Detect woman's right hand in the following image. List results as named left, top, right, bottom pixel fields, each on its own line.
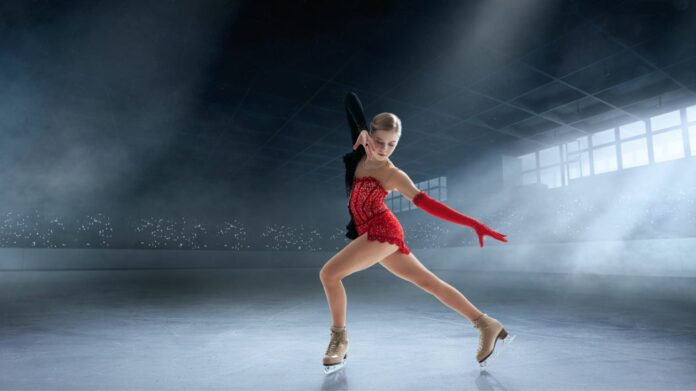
left=352, top=129, right=375, bottom=161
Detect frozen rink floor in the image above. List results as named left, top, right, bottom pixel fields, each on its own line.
left=1, top=267, right=695, bottom=390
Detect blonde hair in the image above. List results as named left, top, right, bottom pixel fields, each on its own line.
left=370, top=112, right=401, bottom=135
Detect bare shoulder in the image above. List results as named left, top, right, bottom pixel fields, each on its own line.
left=384, top=165, right=421, bottom=202
left=383, top=165, right=400, bottom=189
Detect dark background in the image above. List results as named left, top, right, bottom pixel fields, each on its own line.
left=1, top=0, right=694, bottom=250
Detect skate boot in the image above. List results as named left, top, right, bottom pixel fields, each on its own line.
left=323, top=326, right=349, bottom=374
left=473, top=313, right=515, bottom=368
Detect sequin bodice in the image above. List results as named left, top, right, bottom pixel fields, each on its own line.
left=347, top=175, right=411, bottom=254
left=349, top=176, right=389, bottom=225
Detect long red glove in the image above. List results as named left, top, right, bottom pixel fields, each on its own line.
left=412, top=191, right=508, bottom=248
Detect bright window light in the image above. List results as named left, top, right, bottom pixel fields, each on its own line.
left=516, top=105, right=696, bottom=190
left=651, top=110, right=681, bottom=131
left=519, top=153, right=536, bottom=171
left=621, top=138, right=649, bottom=169
left=688, top=105, right=696, bottom=123
left=580, top=151, right=590, bottom=176
left=539, top=146, right=560, bottom=166
left=619, top=121, right=646, bottom=139
left=567, top=160, right=581, bottom=179
left=522, top=171, right=537, bottom=185
left=578, top=135, right=588, bottom=149
left=567, top=151, right=591, bottom=179
left=566, top=140, right=579, bottom=153
left=653, top=129, right=684, bottom=162
left=593, top=145, right=618, bottom=174
left=539, top=166, right=562, bottom=188
left=592, top=128, right=615, bottom=146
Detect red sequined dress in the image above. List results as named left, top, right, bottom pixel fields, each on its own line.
left=349, top=176, right=411, bottom=254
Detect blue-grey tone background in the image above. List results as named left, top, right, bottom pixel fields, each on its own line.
left=1, top=1, right=696, bottom=390
left=2, top=0, right=694, bottom=253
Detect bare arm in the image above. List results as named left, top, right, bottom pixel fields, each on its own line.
left=389, top=169, right=422, bottom=202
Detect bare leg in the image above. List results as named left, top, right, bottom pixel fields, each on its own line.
left=319, top=232, right=400, bottom=327
left=379, top=251, right=483, bottom=322
left=320, top=279, right=348, bottom=328
left=431, top=279, right=484, bottom=322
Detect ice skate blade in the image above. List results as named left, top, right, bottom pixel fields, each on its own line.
left=323, top=353, right=348, bottom=375
left=478, top=334, right=516, bottom=370
left=323, top=361, right=346, bottom=375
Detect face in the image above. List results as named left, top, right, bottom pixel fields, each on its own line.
left=369, top=129, right=399, bottom=160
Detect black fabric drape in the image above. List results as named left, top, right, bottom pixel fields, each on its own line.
left=342, top=91, right=368, bottom=240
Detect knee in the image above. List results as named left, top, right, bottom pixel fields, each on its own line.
left=319, top=266, right=340, bottom=284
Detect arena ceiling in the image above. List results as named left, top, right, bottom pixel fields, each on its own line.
left=2, top=0, right=694, bottom=188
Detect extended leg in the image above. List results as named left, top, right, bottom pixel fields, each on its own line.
left=379, top=251, right=483, bottom=321
left=379, top=251, right=515, bottom=367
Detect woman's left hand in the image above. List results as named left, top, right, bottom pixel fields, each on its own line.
left=474, top=224, right=508, bottom=248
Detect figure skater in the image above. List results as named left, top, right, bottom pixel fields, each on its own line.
left=319, top=92, right=511, bottom=374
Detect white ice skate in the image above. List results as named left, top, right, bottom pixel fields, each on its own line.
left=323, top=353, right=348, bottom=375
left=478, top=332, right=516, bottom=369
left=323, top=326, right=349, bottom=375
left=474, top=313, right=516, bottom=369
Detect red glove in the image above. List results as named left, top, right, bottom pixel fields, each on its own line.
left=412, top=191, right=508, bottom=248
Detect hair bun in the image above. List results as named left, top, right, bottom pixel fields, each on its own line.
left=371, top=112, right=401, bottom=133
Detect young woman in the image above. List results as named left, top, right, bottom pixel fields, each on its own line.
left=319, top=92, right=511, bottom=374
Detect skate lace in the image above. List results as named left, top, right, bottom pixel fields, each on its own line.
left=474, top=315, right=485, bottom=353
left=326, top=332, right=341, bottom=354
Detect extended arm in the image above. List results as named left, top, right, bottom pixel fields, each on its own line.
left=390, top=169, right=508, bottom=248
left=413, top=191, right=482, bottom=228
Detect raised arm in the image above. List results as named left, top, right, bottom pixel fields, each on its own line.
left=345, top=91, right=368, bottom=146
left=390, top=169, right=508, bottom=248
left=345, top=91, right=377, bottom=160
